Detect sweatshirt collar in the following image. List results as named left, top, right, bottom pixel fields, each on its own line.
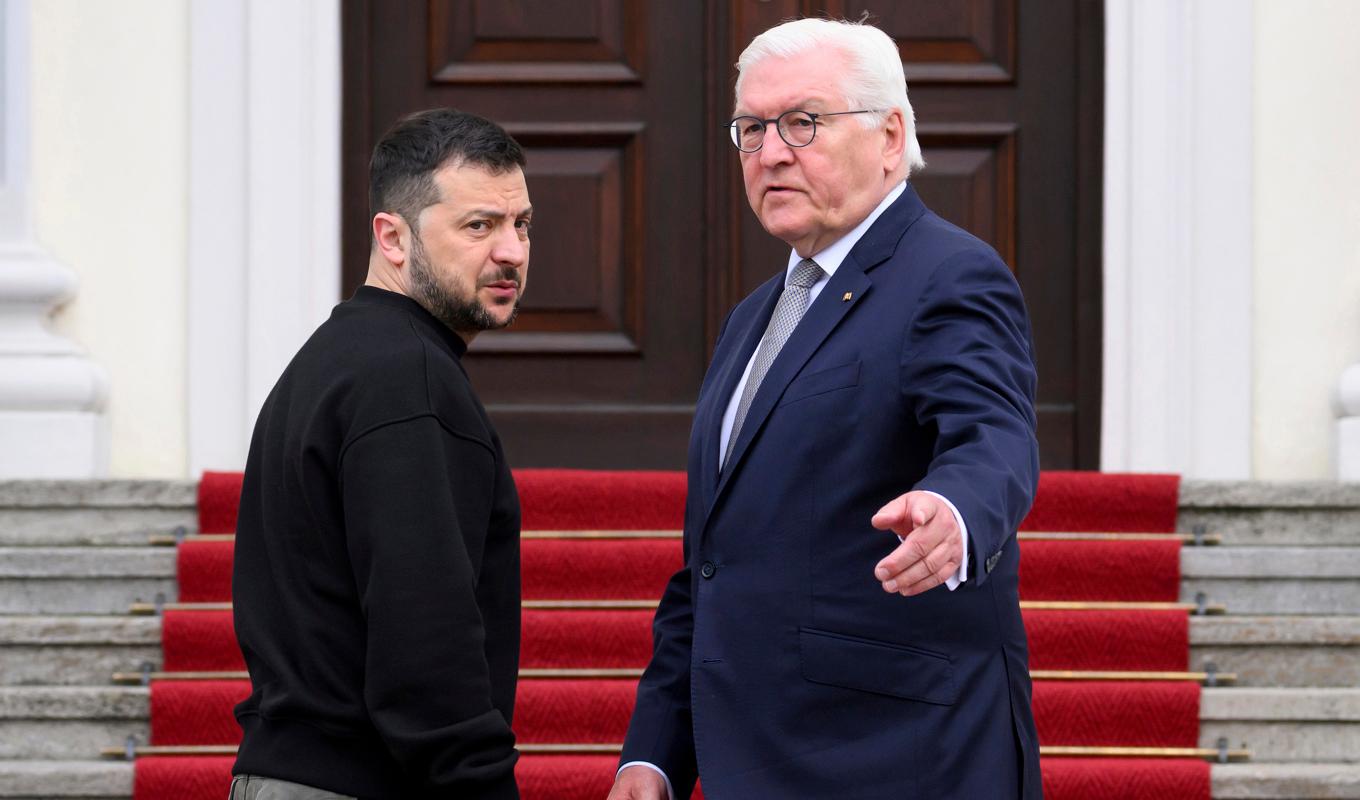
left=349, top=285, right=469, bottom=358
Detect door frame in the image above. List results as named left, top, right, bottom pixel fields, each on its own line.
left=1100, top=0, right=1253, bottom=478
left=185, top=1, right=1255, bottom=477
left=185, top=0, right=342, bottom=474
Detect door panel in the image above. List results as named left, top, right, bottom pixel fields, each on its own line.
left=343, top=0, right=1103, bottom=469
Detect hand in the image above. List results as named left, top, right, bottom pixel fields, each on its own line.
left=606, top=765, right=669, bottom=800
left=871, top=491, right=963, bottom=596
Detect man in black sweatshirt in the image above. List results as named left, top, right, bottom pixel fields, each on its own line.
left=229, top=109, right=531, bottom=799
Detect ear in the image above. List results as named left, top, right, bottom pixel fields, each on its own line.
left=372, top=212, right=409, bottom=268
left=880, top=109, right=906, bottom=175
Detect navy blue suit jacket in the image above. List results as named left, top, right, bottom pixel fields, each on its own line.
left=621, top=184, right=1042, bottom=798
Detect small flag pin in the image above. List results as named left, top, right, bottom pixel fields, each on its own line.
left=842, top=292, right=853, bottom=302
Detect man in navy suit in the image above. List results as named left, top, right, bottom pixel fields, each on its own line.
left=608, top=17, right=1042, bottom=800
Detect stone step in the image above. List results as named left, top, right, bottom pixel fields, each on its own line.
left=3, top=478, right=1359, bottom=548
left=0, top=615, right=1350, bottom=689
left=7, top=541, right=1360, bottom=615
left=0, top=548, right=176, bottom=614
left=0, top=482, right=196, bottom=547
left=1200, top=689, right=1360, bottom=763
left=0, top=688, right=147, bottom=760
left=3, top=684, right=1357, bottom=762
left=0, top=761, right=132, bottom=799
left=1180, top=481, right=1360, bottom=547
left=1191, top=616, right=1360, bottom=687
left=1213, top=763, right=1360, bottom=798
left=1, top=611, right=1357, bottom=689
left=0, top=761, right=1357, bottom=800
left=0, top=617, right=162, bottom=686
left=1181, top=548, right=1360, bottom=615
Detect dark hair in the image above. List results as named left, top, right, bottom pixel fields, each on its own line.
left=368, top=108, right=525, bottom=234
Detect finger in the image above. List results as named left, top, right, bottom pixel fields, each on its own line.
left=874, top=532, right=931, bottom=584
left=873, top=492, right=940, bottom=534
left=870, top=495, right=908, bottom=530
left=873, top=516, right=952, bottom=582
left=898, top=550, right=963, bottom=596
left=912, top=500, right=936, bottom=529
left=884, top=539, right=961, bottom=593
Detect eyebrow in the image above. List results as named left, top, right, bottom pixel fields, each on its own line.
left=459, top=206, right=534, bottom=222
left=733, top=98, right=829, bottom=117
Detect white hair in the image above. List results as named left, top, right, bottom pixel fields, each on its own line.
left=735, top=17, right=926, bottom=175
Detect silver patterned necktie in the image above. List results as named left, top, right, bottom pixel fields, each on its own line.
left=723, top=257, right=825, bottom=469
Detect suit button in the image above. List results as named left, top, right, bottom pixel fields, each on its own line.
left=700, top=561, right=716, bottom=579
left=985, top=552, right=1001, bottom=573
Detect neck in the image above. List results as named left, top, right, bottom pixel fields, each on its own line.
left=364, top=254, right=410, bottom=297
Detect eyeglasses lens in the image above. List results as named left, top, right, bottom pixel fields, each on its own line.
left=777, top=111, right=816, bottom=147
left=730, top=111, right=817, bottom=152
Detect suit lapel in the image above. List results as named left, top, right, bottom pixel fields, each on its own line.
left=708, top=183, right=930, bottom=512
left=696, top=276, right=783, bottom=514
left=712, top=265, right=872, bottom=504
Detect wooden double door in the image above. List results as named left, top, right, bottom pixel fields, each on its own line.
left=342, top=1, right=1104, bottom=469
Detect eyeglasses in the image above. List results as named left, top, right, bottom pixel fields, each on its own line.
left=726, top=109, right=883, bottom=152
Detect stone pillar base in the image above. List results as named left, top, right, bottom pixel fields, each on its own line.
left=1339, top=418, right=1360, bottom=483
left=0, top=410, right=109, bottom=478
left=1339, top=364, right=1360, bottom=482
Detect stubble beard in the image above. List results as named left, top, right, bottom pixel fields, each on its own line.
left=407, top=231, right=520, bottom=334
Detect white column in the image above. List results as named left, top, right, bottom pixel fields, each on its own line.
left=1101, top=0, right=1253, bottom=478
left=1338, top=363, right=1360, bottom=481
left=0, top=0, right=109, bottom=478
left=187, top=0, right=341, bottom=474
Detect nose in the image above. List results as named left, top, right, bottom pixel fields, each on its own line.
left=490, top=225, right=528, bottom=268
left=757, top=125, right=795, bottom=168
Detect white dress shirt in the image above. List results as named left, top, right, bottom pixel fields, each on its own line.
left=618, top=181, right=970, bottom=797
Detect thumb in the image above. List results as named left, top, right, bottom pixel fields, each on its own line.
left=909, top=496, right=939, bottom=530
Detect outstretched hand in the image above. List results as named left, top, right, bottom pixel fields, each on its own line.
left=871, top=491, right=963, bottom=596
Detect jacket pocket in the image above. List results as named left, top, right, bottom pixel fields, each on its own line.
left=778, top=360, right=860, bottom=406
left=798, top=626, right=957, bottom=706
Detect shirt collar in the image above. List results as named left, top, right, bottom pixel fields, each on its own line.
left=783, top=180, right=907, bottom=284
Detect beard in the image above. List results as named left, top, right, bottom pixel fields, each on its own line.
left=407, top=231, right=520, bottom=334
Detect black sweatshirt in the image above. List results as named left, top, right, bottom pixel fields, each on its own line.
left=231, top=286, right=521, bottom=799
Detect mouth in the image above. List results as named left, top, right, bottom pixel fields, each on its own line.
left=482, top=280, right=520, bottom=301
left=764, top=184, right=800, bottom=198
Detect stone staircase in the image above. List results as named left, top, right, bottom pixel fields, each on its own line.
left=1, top=480, right=1359, bottom=799
left=0, top=482, right=194, bottom=800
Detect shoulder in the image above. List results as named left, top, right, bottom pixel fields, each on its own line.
left=905, top=212, right=1011, bottom=282
left=863, top=211, right=1020, bottom=315
left=314, top=303, right=482, bottom=429
left=319, top=303, right=433, bottom=390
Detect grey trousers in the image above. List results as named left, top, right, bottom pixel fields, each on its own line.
left=228, top=774, right=356, bottom=800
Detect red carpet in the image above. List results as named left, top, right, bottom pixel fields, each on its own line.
left=1025, top=608, right=1189, bottom=672
left=161, top=606, right=1190, bottom=674
left=1042, top=759, right=1210, bottom=798
left=196, top=469, right=1181, bottom=534
left=142, top=470, right=1202, bottom=800
left=176, top=535, right=1183, bottom=603
left=134, top=754, right=1207, bottom=800
left=133, top=755, right=710, bottom=800
left=195, top=472, right=244, bottom=534
left=148, top=677, right=1201, bottom=751
left=1025, top=472, right=1181, bottom=533
left=197, top=468, right=692, bottom=534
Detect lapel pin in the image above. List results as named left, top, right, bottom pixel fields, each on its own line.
left=842, top=292, right=853, bottom=302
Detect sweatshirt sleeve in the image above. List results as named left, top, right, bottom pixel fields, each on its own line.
left=340, top=414, right=519, bottom=798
